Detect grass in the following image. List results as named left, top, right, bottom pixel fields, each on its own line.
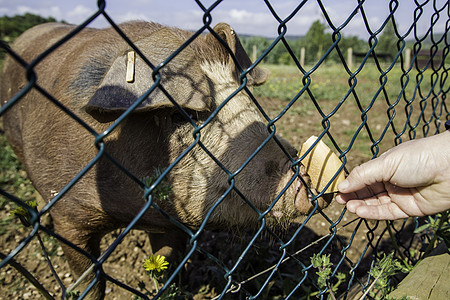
left=254, top=62, right=446, bottom=162
left=255, top=62, right=440, bottom=110
left=0, top=133, right=36, bottom=210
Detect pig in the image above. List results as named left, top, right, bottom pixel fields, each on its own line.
left=0, top=21, right=332, bottom=298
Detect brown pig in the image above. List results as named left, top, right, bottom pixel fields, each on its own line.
left=0, top=21, right=332, bottom=298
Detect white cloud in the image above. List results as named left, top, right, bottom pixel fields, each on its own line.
left=228, top=9, right=253, bottom=22
left=172, top=10, right=204, bottom=30
left=203, top=9, right=280, bottom=36
left=230, top=9, right=274, bottom=25
left=16, top=5, right=63, bottom=20
left=113, top=11, right=150, bottom=23
left=0, top=8, right=10, bottom=15
left=66, top=5, right=95, bottom=23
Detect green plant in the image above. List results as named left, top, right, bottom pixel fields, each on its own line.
left=365, top=252, right=410, bottom=299
left=139, top=255, right=189, bottom=299
left=310, top=253, right=346, bottom=299
left=144, top=255, right=169, bottom=279
left=0, top=134, right=36, bottom=209
left=414, top=210, right=450, bottom=255
left=142, top=168, right=173, bottom=202
left=10, top=199, right=38, bottom=227
left=65, top=289, right=81, bottom=299
left=135, top=282, right=185, bottom=300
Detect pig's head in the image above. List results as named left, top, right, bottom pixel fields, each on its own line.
left=84, top=22, right=332, bottom=229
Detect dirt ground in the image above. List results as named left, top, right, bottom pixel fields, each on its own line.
left=0, top=96, right=424, bottom=299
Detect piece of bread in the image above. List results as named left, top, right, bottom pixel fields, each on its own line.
left=299, top=136, right=345, bottom=194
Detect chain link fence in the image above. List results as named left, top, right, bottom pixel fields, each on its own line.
left=0, top=0, right=449, bottom=299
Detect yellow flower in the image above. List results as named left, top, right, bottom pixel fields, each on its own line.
left=143, top=255, right=169, bottom=273
left=10, top=200, right=39, bottom=228
left=11, top=206, right=28, bottom=217
left=10, top=200, right=38, bottom=217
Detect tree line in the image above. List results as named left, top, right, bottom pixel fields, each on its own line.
left=240, top=20, right=400, bottom=66
left=0, top=13, right=63, bottom=41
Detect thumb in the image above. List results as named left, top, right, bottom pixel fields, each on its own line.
left=338, top=157, right=389, bottom=193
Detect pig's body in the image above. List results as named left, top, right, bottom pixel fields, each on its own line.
left=1, top=21, right=331, bottom=298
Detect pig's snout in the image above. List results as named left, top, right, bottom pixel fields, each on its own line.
left=292, top=175, right=333, bottom=214
left=271, top=160, right=333, bottom=220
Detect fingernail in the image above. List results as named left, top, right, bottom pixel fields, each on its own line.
left=335, top=194, right=345, bottom=204
left=338, top=179, right=349, bottom=191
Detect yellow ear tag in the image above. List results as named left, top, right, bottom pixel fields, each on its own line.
left=299, top=136, right=345, bottom=194
left=126, top=51, right=135, bottom=83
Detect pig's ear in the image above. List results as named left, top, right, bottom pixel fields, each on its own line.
left=207, top=23, right=269, bottom=86
left=84, top=28, right=212, bottom=123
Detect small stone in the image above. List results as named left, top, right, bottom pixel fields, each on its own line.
left=341, top=119, right=351, bottom=126
left=63, top=277, right=73, bottom=284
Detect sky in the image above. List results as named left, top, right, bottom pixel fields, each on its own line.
left=0, top=0, right=447, bottom=40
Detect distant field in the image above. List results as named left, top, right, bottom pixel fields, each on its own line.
left=255, top=63, right=438, bottom=104
left=254, top=63, right=445, bottom=167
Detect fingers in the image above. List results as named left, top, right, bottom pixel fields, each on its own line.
left=336, top=181, right=388, bottom=204
left=336, top=131, right=450, bottom=220
left=352, top=203, right=410, bottom=220
left=336, top=156, right=402, bottom=220
left=338, top=158, right=390, bottom=194
left=337, top=193, right=410, bottom=220
left=336, top=185, right=418, bottom=220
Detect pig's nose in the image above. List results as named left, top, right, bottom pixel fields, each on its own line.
left=294, top=156, right=333, bottom=205
left=318, top=193, right=333, bottom=208
left=285, top=156, right=304, bottom=174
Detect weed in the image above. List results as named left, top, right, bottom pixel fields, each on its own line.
left=310, top=253, right=347, bottom=299
left=65, top=289, right=81, bottom=299
left=139, top=255, right=191, bottom=299
left=10, top=199, right=38, bottom=227
left=142, top=168, right=173, bottom=202
left=414, top=211, right=450, bottom=255
left=365, top=252, right=410, bottom=299
left=0, top=135, right=36, bottom=208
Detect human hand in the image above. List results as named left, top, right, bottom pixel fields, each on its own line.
left=336, top=130, right=450, bottom=220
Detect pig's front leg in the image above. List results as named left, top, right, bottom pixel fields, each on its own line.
left=53, top=219, right=105, bottom=299
left=148, top=229, right=187, bottom=263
